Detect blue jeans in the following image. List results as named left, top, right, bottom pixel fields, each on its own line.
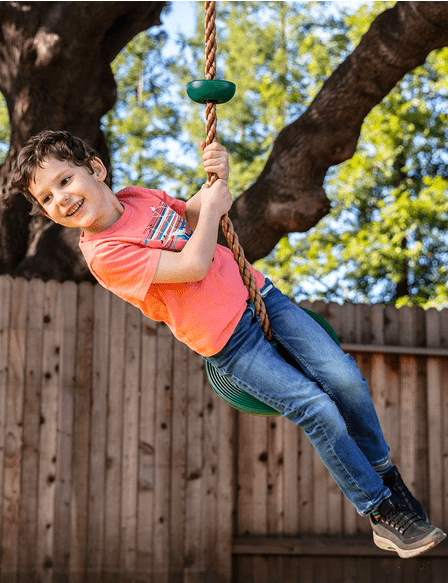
left=206, top=279, right=392, bottom=516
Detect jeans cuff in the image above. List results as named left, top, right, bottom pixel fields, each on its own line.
left=372, top=457, right=392, bottom=474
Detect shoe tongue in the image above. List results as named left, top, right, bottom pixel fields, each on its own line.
left=381, top=466, right=396, bottom=481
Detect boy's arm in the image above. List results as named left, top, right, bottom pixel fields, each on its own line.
left=185, top=142, right=229, bottom=230
left=185, top=188, right=203, bottom=230
left=153, top=180, right=232, bottom=283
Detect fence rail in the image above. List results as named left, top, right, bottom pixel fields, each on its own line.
left=0, top=276, right=447, bottom=582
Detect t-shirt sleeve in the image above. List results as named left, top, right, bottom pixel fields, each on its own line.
left=89, top=241, right=162, bottom=303
left=164, top=194, right=186, bottom=217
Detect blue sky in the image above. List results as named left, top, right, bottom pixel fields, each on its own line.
left=160, top=1, right=197, bottom=52
left=160, top=0, right=369, bottom=40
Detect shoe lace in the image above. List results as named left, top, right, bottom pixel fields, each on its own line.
left=383, top=505, right=421, bottom=534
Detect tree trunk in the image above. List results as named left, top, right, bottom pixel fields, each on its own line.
left=0, top=1, right=165, bottom=281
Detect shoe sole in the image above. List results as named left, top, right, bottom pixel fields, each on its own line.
left=373, top=529, right=447, bottom=559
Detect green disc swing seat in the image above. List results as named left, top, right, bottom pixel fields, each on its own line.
left=205, top=308, right=340, bottom=416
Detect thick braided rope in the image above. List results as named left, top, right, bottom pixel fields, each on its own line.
left=204, top=1, right=272, bottom=341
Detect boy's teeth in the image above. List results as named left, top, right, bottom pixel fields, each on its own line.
left=68, top=201, right=82, bottom=216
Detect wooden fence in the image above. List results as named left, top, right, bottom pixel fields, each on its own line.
left=0, top=275, right=447, bottom=583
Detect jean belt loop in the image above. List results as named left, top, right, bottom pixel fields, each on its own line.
left=261, top=283, right=274, bottom=298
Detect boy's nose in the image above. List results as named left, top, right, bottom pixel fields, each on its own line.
left=56, top=191, right=70, bottom=205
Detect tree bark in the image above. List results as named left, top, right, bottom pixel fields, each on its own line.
left=1, top=1, right=448, bottom=280
left=0, top=1, right=165, bottom=280
left=224, top=1, right=448, bottom=262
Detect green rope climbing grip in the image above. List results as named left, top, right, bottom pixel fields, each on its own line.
left=187, top=79, right=236, bottom=104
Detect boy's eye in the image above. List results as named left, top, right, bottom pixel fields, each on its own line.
left=61, top=176, right=71, bottom=186
left=42, top=195, right=51, bottom=204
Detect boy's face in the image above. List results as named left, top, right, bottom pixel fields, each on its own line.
left=28, top=156, right=120, bottom=234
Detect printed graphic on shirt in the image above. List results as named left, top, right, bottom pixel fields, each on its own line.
left=141, top=201, right=193, bottom=251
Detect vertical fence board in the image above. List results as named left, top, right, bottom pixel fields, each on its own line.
left=36, top=280, right=61, bottom=583
left=169, top=339, right=189, bottom=582
left=53, top=281, right=78, bottom=581
left=426, top=355, right=444, bottom=523
left=266, top=555, right=282, bottom=583
left=283, top=422, right=299, bottom=535
left=340, top=302, right=357, bottom=344
left=1, top=278, right=27, bottom=581
left=202, top=366, right=220, bottom=575
left=120, top=304, right=141, bottom=577
left=19, top=279, right=45, bottom=582
left=312, top=445, right=328, bottom=534
left=356, top=304, right=371, bottom=345
left=252, top=555, right=269, bottom=583
left=70, top=282, right=94, bottom=583
left=253, top=417, right=269, bottom=536
left=382, top=309, right=401, bottom=482
left=216, top=399, right=236, bottom=583
left=86, top=285, right=111, bottom=579
left=136, top=317, right=157, bottom=582
left=0, top=276, right=12, bottom=583
left=426, top=308, right=444, bottom=527
left=267, top=416, right=284, bottom=535
left=152, top=324, right=173, bottom=583
left=298, top=418, right=314, bottom=534
left=442, top=310, right=448, bottom=534
left=370, top=307, right=392, bottom=445
left=236, top=414, right=252, bottom=536
left=414, top=308, right=429, bottom=509
left=399, top=308, right=420, bottom=499
left=184, top=345, right=204, bottom=582
left=237, top=414, right=268, bottom=536
left=103, top=294, right=126, bottom=581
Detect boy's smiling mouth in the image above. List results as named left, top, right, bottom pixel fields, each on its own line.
left=66, top=199, right=84, bottom=217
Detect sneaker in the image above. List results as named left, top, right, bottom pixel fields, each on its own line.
left=381, top=466, right=428, bottom=521
left=370, top=497, right=446, bottom=559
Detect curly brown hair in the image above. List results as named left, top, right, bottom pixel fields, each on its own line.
left=11, top=130, right=109, bottom=215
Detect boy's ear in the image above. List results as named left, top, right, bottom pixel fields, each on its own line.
left=91, top=157, right=107, bottom=182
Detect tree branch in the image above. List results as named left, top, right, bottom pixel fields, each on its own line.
left=228, top=1, right=448, bottom=263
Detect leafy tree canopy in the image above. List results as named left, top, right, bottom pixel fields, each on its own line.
left=0, top=1, right=446, bottom=308
left=257, top=7, right=448, bottom=309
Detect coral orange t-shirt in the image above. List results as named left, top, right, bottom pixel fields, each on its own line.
left=79, top=186, right=265, bottom=357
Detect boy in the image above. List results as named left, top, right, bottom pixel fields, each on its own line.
left=12, top=130, right=446, bottom=558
